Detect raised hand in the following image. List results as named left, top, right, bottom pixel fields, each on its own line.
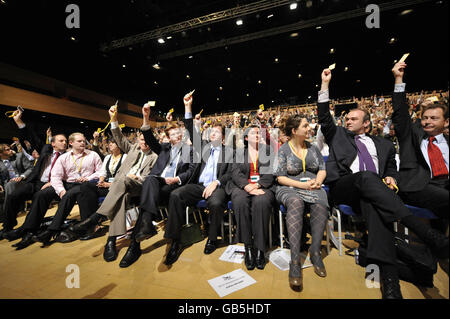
left=321, top=68, right=332, bottom=87
left=142, top=103, right=151, bottom=119
left=108, top=104, right=118, bottom=122
left=392, top=61, right=406, bottom=83
left=166, top=112, right=173, bottom=122
left=183, top=90, right=195, bottom=111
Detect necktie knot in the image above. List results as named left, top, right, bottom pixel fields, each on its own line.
left=429, top=136, right=436, bottom=143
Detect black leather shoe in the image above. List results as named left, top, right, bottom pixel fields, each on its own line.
left=256, top=249, right=266, bottom=270
left=203, top=239, right=218, bottom=255
left=381, top=275, right=403, bottom=299
left=244, top=245, right=256, bottom=270
left=135, top=221, right=158, bottom=243
left=165, top=240, right=182, bottom=265
left=4, top=227, right=24, bottom=241
left=119, top=241, right=142, bottom=268
left=424, top=228, right=449, bottom=259
left=55, top=230, right=79, bottom=243
left=13, top=232, right=35, bottom=250
left=0, top=228, right=12, bottom=240
left=32, top=229, right=58, bottom=245
left=103, top=240, right=118, bottom=262
left=69, top=213, right=101, bottom=236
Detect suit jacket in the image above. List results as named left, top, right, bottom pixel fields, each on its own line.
left=183, top=117, right=233, bottom=187
left=0, top=152, right=34, bottom=187
left=16, top=125, right=55, bottom=185
left=392, top=91, right=449, bottom=192
left=225, top=144, right=275, bottom=195
left=141, top=126, right=195, bottom=185
left=110, top=126, right=158, bottom=182
left=318, top=100, right=398, bottom=185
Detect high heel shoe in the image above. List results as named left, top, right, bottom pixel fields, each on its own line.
left=289, top=260, right=303, bottom=291
left=310, top=251, right=327, bottom=277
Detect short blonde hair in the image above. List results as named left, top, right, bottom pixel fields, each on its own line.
left=68, top=132, right=85, bottom=142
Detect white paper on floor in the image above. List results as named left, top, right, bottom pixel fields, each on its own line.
left=208, top=269, right=257, bottom=298
left=219, top=244, right=246, bottom=264
left=269, top=248, right=312, bottom=271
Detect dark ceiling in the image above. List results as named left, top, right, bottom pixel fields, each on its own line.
left=0, top=0, right=448, bottom=117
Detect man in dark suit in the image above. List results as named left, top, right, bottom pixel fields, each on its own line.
left=0, top=110, right=67, bottom=248
left=0, top=143, right=34, bottom=214
left=114, top=101, right=195, bottom=268
left=391, top=61, right=449, bottom=222
left=318, top=68, right=448, bottom=299
left=163, top=91, right=234, bottom=265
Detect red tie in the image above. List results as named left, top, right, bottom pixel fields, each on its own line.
left=48, top=152, right=60, bottom=181
left=427, top=137, right=448, bottom=178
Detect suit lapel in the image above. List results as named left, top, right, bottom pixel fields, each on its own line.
left=370, top=136, right=385, bottom=176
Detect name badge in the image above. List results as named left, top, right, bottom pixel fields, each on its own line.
left=250, top=175, right=260, bottom=182
left=108, top=177, right=115, bottom=183
left=300, top=177, right=311, bottom=182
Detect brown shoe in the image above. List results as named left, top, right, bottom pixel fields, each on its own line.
left=289, top=260, right=303, bottom=291
left=310, top=251, right=327, bottom=277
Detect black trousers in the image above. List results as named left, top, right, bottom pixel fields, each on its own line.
left=22, top=185, right=59, bottom=232
left=165, top=183, right=228, bottom=241
left=78, top=182, right=109, bottom=219
left=399, top=178, right=449, bottom=219
left=330, top=171, right=412, bottom=265
left=48, top=182, right=87, bottom=231
left=230, top=188, right=275, bottom=252
left=133, top=176, right=180, bottom=234
left=3, top=181, right=43, bottom=230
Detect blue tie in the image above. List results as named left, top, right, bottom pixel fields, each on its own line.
left=199, top=147, right=217, bottom=187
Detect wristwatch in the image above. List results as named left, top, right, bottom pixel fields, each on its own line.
left=255, top=183, right=261, bottom=189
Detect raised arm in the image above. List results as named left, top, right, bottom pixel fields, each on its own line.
left=391, top=61, right=412, bottom=140
left=12, top=109, right=44, bottom=152
left=317, top=69, right=337, bottom=144
left=141, top=103, right=162, bottom=155
left=109, top=104, right=132, bottom=154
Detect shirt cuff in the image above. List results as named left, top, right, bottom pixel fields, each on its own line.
left=394, top=83, right=406, bottom=93
left=318, top=90, right=330, bottom=103
left=110, top=121, right=119, bottom=129
left=176, top=176, right=182, bottom=185
left=185, top=112, right=193, bottom=119
left=141, top=124, right=151, bottom=131
left=18, top=123, right=26, bottom=129
left=216, top=180, right=221, bottom=186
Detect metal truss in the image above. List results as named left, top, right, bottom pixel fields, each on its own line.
left=156, top=0, right=433, bottom=60
left=101, top=0, right=292, bottom=52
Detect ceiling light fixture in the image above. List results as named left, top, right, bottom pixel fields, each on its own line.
left=157, top=38, right=165, bottom=44
left=267, top=14, right=274, bottom=18
left=290, top=2, right=298, bottom=10
left=236, top=19, right=243, bottom=26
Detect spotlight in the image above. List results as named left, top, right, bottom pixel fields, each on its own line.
left=236, top=19, right=243, bottom=26
left=290, top=2, right=297, bottom=10
left=158, top=38, right=165, bottom=44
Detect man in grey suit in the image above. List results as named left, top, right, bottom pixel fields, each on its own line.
left=69, top=104, right=158, bottom=263
left=0, top=143, right=33, bottom=236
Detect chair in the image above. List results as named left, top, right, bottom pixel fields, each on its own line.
left=278, top=204, right=332, bottom=255
left=186, top=200, right=233, bottom=244
left=403, top=205, right=438, bottom=244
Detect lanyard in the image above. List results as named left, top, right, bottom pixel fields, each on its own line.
left=289, top=141, right=306, bottom=173
left=249, top=151, right=258, bottom=172
left=71, top=153, right=85, bottom=173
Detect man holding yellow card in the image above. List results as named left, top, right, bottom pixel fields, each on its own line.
left=391, top=60, right=448, bottom=253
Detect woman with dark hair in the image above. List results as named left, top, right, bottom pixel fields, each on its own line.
left=226, top=125, right=275, bottom=270
left=274, top=114, right=329, bottom=290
